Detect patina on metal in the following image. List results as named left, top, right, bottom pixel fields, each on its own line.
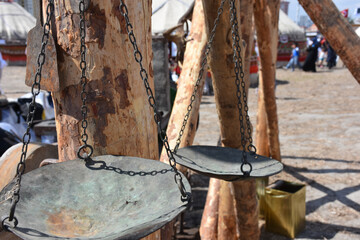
left=174, top=146, right=283, bottom=181
left=0, top=155, right=191, bottom=240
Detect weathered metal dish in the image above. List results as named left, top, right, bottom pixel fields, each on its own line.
left=0, top=155, right=191, bottom=240
left=173, top=145, right=283, bottom=181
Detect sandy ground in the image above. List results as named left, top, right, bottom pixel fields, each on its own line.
left=1, top=65, right=359, bottom=239
left=191, top=66, right=360, bottom=240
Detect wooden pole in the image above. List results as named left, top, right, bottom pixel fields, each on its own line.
left=158, top=0, right=207, bottom=238
left=199, top=178, right=220, bottom=240
left=217, top=181, right=238, bottom=240
left=201, top=0, right=260, bottom=239
left=253, top=0, right=281, bottom=161
left=298, top=0, right=360, bottom=83
left=52, top=0, right=158, bottom=162
left=51, top=1, right=160, bottom=239
left=160, top=0, right=207, bottom=166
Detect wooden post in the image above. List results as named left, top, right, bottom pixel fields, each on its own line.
left=52, top=0, right=158, bottom=162
left=51, top=1, right=160, bottom=239
left=158, top=0, right=207, bottom=238
left=201, top=0, right=260, bottom=239
left=299, top=0, right=360, bottom=83
left=160, top=0, right=207, bottom=165
left=200, top=178, right=220, bottom=240
left=218, top=181, right=238, bottom=240
left=254, top=0, right=281, bottom=161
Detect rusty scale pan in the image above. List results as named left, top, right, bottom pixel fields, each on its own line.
left=0, top=155, right=191, bottom=240
left=173, top=146, right=283, bottom=181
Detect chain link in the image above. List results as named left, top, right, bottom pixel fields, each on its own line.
left=229, top=0, right=255, bottom=176
left=2, top=0, right=55, bottom=229
left=174, top=0, right=226, bottom=152
left=77, top=0, right=93, bottom=160
left=119, top=1, right=190, bottom=202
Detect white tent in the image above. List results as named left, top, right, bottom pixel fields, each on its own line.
left=0, top=1, right=36, bottom=44
left=152, top=0, right=194, bottom=34
left=278, top=9, right=306, bottom=41
left=356, top=27, right=360, bottom=37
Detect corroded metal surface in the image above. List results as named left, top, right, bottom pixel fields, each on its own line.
left=174, top=145, right=283, bottom=181
left=0, top=155, right=191, bottom=239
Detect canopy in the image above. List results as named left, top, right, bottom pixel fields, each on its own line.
left=278, top=9, right=306, bottom=41
left=356, top=27, right=360, bottom=37
left=0, top=1, right=36, bottom=44
left=152, top=0, right=194, bottom=34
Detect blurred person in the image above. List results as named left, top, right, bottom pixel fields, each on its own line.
left=318, top=46, right=327, bottom=68
left=302, top=37, right=319, bottom=72
left=283, top=43, right=301, bottom=71
left=0, top=51, right=7, bottom=94
left=326, top=41, right=337, bottom=69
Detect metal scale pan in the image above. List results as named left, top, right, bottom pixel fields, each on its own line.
left=174, top=146, right=283, bottom=181
left=0, top=155, right=191, bottom=240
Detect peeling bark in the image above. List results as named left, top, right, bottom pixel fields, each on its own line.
left=254, top=0, right=281, bottom=161
left=160, top=0, right=207, bottom=167
left=200, top=178, right=220, bottom=240
left=201, top=0, right=259, bottom=239
left=52, top=0, right=158, bottom=162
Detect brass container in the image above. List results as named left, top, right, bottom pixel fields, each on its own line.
left=256, top=176, right=269, bottom=219
left=265, top=180, right=306, bottom=238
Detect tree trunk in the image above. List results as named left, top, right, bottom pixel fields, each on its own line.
left=158, top=0, right=207, bottom=237
left=51, top=1, right=160, bottom=239
left=160, top=0, right=206, bottom=167
left=253, top=0, right=281, bottom=161
left=299, top=0, right=360, bottom=83
left=199, top=178, right=220, bottom=240
left=233, top=179, right=259, bottom=240
left=52, top=0, right=157, bottom=162
left=217, top=181, right=238, bottom=240
left=201, top=0, right=259, bottom=239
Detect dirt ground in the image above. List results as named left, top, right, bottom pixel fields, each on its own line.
left=1, top=65, right=359, bottom=239
left=191, top=65, right=360, bottom=240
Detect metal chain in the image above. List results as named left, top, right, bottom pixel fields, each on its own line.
left=77, top=0, right=93, bottom=160
left=174, top=0, right=227, bottom=152
left=119, top=1, right=190, bottom=202
left=229, top=0, right=255, bottom=176
left=2, top=0, right=55, bottom=229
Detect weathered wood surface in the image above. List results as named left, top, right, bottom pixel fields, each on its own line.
left=218, top=181, right=238, bottom=240
left=201, top=0, right=260, bottom=239
left=51, top=1, right=158, bottom=162
left=159, top=0, right=207, bottom=237
left=25, top=23, right=60, bottom=92
left=299, top=0, right=360, bottom=83
left=160, top=0, right=207, bottom=166
left=233, top=179, right=259, bottom=240
left=199, top=178, right=220, bottom=240
left=0, top=143, right=58, bottom=191
left=254, top=0, right=281, bottom=161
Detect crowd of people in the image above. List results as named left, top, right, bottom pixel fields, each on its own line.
left=284, top=37, right=338, bottom=73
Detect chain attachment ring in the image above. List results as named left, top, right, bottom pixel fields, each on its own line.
left=1, top=216, right=18, bottom=231
left=76, top=0, right=94, bottom=160
left=229, top=0, right=254, bottom=176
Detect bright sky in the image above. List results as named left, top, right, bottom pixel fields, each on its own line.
left=287, top=0, right=360, bottom=22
